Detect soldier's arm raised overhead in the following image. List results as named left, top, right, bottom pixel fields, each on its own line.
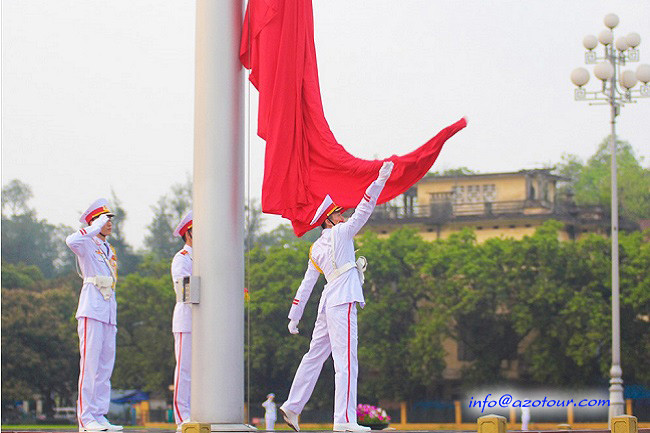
left=338, top=161, right=394, bottom=240
left=66, top=214, right=110, bottom=254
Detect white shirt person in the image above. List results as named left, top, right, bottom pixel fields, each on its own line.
left=279, top=162, right=394, bottom=433
left=170, top=210, right=193, bottom=428
left=66, top=198, right=122, bottom=433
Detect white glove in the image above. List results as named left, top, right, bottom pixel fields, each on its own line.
left=90, top=214, right=110, bottom=229
left=288, top=320, right=299, bottom=334
left=377, top=161, right=394, bottom=184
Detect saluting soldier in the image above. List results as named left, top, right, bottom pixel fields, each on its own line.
left=279, top=162, right=394, bottom=433
left=66, top=198, right=122, bottom=432
left=170, top=211, right=193, bottom=429
left=262, top=393, right=277, bottom=430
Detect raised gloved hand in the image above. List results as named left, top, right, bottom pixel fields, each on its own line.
left=377, top=161, right=394, bottom=185
left=91, top=214, right=110, bottom=228
left=288, top=319, right=299, bottom=334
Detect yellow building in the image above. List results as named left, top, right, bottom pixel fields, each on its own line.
left=364, top=169, right=638, bottom=243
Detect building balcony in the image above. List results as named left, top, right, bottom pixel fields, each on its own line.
left=370, top=199, right=557, bottom=224
left=367, top=199, right=639, bottom=233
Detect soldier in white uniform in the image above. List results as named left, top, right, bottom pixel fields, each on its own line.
left=170, top=211, right=193, bottom=429
left=66, top=198, right=123, bottom=432
left=262, top=393, right=277, bottom=430
left=279, top=162, right=394, bottom=432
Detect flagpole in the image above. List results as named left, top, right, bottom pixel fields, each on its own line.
left=191, top=0, right=248, bottom=429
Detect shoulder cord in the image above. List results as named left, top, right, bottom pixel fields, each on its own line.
left=75, top=257, right=84, bottom=279
left=92, top=237, right=118, bottom=282
left=330, top=228, right=337, bottom=270
left=309, top=244, right=324, bottom=274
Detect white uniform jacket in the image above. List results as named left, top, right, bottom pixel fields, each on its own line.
left=262, top=399, right=277, bottom=420
left=171, top=245, right=193, bottom=333
left=288, top=180, right=385, bottom=321
left=65, top=214, right=118, bottom=325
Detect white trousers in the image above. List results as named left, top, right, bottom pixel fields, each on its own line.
left=284, top=302, right=358, bottom=424
left=77, top=317, right=117, bottom=428
left=173, top=332, right=191, bottom=425
left=265, top=416, right=276, bottom=430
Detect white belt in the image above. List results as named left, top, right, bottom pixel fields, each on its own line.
left=173, top=278, right=185, bottom=303
left=84, top=276, right=114, bottom=287
left=325, top=262, right=356, bottom=283
left=83, top=276, right=114, bottom=300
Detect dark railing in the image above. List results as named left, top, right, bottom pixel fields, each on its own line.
left=366, top=199, right=644, bottom=232
left=371, top=199, right=556, bottom=223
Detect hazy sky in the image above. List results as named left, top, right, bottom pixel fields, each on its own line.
left=2, top=0, right=649, bottom=248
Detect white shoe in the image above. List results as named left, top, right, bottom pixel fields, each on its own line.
left=333, top=423, right=372, bottom=432
left=96, top=417, right=123, bottom=431
left=279, top=406, right=300, bottom=432
left=79, top=421, right=108, bottom=432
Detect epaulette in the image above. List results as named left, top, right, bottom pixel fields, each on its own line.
left=180, top=250, right=189, bottom=256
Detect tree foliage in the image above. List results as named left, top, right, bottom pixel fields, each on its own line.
left=1, top=180, right=74, bottom=278
left=111, top=268, right=176, bottom=394
left=144, top=179, right=192, bottom=261
left=1, top=265, right=79, bottom=415
left=556, top=137, right=650, bottom=221
left=107, top=192, right=142, bottom=275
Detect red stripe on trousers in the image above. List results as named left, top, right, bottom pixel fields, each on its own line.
left=78, top=318, right=88, bottom=428
left=346, top=303, right=352, bottom=423
left=174, top=333, right=184, bottom=423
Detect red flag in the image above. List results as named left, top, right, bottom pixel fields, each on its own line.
left=241, top=0, right=466, bottom=236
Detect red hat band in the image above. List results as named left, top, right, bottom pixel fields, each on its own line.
left=179, top=221, right=193, bottom=237
left=85, top=206, right=110, bottom=224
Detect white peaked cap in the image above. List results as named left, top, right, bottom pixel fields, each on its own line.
left=174, top=210, right=193, bottom=237
left=310, top=195, right=343, bottom=226
left=80, top=198, right=114, bottom=224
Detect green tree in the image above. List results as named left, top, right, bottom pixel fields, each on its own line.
left=144, top=179, right=192, bottom=260
left=255, top=223, right=321, bottom=249
left=427, top=167, right=478, bottom=177
left=618, top=229, right=650, bottom=384
left=111, top=270, right=176, bottom=394
left=107, top=192, right=142, bottom=275
left=355, top=228, right=446, bottom=400
left=1, top=179, right=33, bottom=217
left=1, top=262, right=44, bottom=289
left=1, top=278, right=79, bottom=415
left=2, top=214, right=72, bottom=278
left=2, top=179, right=75, bottom=277
left=556, top=137, right=650, bottom=221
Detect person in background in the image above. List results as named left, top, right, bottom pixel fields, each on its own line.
left=262, top=393, right=277, bottom=430
left=521, top=406, right=531, bottom=431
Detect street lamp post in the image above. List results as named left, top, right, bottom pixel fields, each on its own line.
left=570, top=13, right=649, bottom=423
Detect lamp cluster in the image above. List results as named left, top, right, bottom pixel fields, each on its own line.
left=570, top=13, right=649, bottom=104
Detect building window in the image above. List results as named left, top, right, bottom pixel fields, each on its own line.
left=467, top=185, right=481, bottom=203
left=483, top=184, right=496, bottom=202
left=452, top=186, right=465, bottom=203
